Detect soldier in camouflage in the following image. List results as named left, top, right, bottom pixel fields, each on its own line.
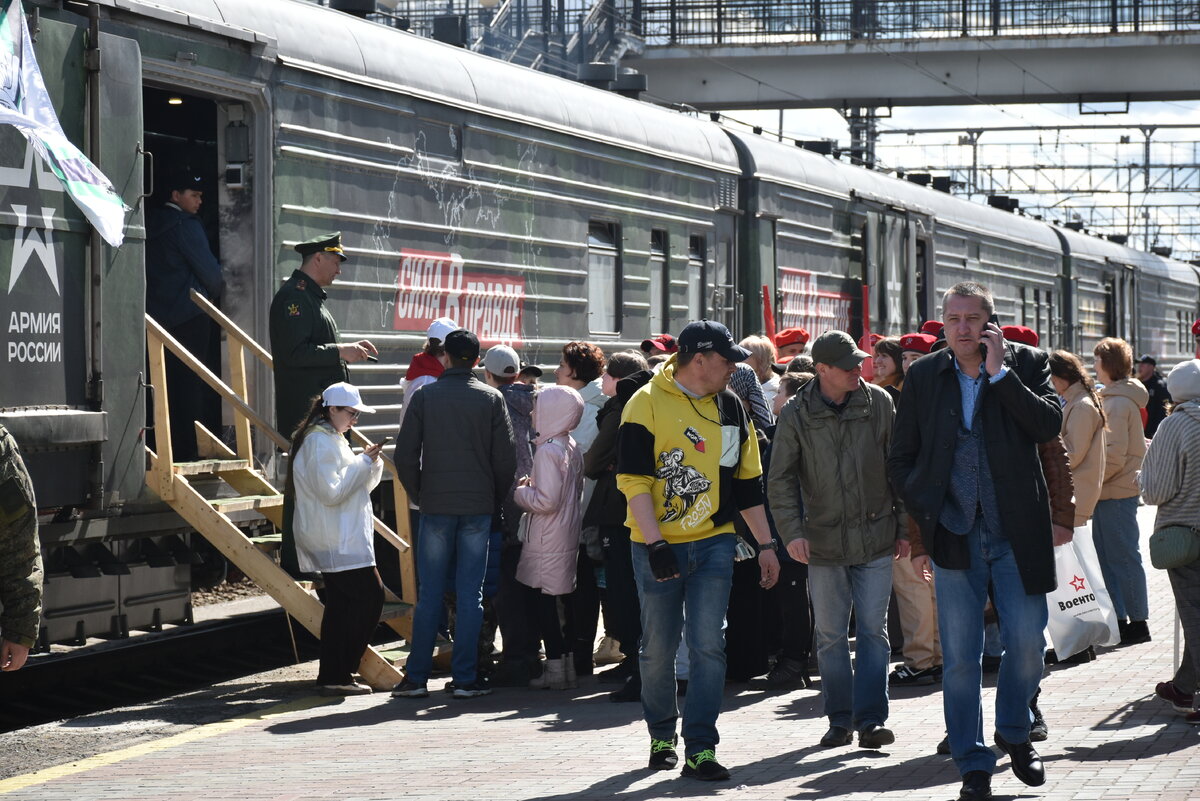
left=0, top=423, right=42, bottom=671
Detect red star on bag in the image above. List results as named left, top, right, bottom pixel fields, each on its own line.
left=1070, top=575, right=1086, bottom=592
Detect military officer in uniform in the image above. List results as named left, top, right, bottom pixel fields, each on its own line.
left=269, top=232, right=377, bottom=439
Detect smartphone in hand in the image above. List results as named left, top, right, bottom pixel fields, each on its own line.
left=979, top=314, right=1001, bottom=359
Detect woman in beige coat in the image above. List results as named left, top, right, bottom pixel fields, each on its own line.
left=1049, top=351, right=1107, bottom=529
left=1092, top=338, right=1151, bottom=645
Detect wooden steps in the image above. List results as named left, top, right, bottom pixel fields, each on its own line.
left=210, top=495, right=285, bottom=514
left=144, top=307, right=420, bottom=691
left=173, top=459, right=251, bottom=476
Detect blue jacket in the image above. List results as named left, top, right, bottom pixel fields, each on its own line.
left=145, top=204, right=223, bottom=328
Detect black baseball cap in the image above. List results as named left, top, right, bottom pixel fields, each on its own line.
left=676, top=320, right=751, bottom=362
left=1137, top=354, right=1156, bottom=366
left=444, top=328, right=480, bottom=362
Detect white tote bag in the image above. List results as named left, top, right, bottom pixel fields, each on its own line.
left=1044, top=523, right=1121, bottom=659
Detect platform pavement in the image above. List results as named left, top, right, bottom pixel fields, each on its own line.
left=3, top=506, right=1198, bottom=801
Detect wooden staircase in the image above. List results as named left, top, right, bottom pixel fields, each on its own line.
left=144, top=291, right=419, bottom=690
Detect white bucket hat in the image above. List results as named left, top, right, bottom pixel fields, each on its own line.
left=321, top=382, right=375, bottom=413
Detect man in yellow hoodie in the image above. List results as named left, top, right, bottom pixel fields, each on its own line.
left=617, top=320, right=779, bottom=782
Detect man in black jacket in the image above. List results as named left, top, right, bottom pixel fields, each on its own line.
left=888, top=282, right=1062, bottom=801
left=392, top=329, right=517, bottom=700
left=1136, top=355, right=1171, bottom=437
left=145, top=171, right=224, bottom=460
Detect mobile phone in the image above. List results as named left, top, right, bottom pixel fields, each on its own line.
left=979, top=314, right=1001, bottom=359
left=381, top=436, right=393, bottom=445
left=365, top=354, right=379, bottom=362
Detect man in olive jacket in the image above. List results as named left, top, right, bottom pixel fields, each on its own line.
left=887, top=282, right=1062, bottom=801
left=392, top=329, right=517, bottom=700
left=768, top=330, right=906, bottom=751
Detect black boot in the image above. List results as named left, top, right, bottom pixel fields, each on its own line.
left=1121, top=620, right=1151, bottom=646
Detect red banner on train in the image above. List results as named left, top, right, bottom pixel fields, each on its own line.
left=393, top=249, right=524, bottom=346
left=778, top=267, right=853, bottom=335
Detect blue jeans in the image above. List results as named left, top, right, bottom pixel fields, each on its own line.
left=405, top=513, right=491, bottom=685
left=632, top=533, right=735, bottom=757
left=1090, top=496, right=1149, bottom=622
left=808, top=553, right=893, bottom=730
left=934, top=516, right=1048, bottom=776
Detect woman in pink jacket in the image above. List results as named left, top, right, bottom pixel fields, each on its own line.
left=516, top=384, right=585, bottom=690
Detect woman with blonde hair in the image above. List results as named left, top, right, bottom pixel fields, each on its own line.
left=740, top=334, right=780, bottom=407
left=1092, top=337, right=1151, bottom=645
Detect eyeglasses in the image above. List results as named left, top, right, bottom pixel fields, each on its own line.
left=340, top=407, right=360, bottom=420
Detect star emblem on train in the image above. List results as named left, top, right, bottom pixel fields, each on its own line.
left=1069, top=575, right=1086, bottom=592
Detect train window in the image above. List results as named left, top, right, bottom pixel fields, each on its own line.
left=588, top=222, right=621, bottom=334
left=688, top=236, right=706, bottom=319
left=414, top=118, right=462, bottom=162
left=650, top=230, right=668, bottom=335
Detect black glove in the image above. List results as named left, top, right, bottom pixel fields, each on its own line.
left=647, top=539, right=679, bottom=580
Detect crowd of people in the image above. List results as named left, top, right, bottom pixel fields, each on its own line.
left=269, top=284, right=1200, bottom=801
left=108, top=220, right=1200, bottom=796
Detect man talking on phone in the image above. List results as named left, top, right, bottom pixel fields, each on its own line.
left=888, top=282, right=1062, bottom=801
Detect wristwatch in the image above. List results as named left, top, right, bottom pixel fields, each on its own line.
left=757, top=540, right=778, bottom=553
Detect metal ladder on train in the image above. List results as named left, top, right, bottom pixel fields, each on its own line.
left=143, top=291, right=417, bottom=690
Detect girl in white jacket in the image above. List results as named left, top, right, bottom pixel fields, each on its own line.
left=289, top=382, right=385, bottom=695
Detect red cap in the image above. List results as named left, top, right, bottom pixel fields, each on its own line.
left=775, top=327, right=810, bottom=348
left=920, top=320, right=944, bottom=336
left=640, top=334, right=678, bottom=353
left=1002, top=325, right=1039, bottom=347
left=867, top=332, right=884, bottom=346
left=1192, top=319, right=1200, bottom=337
left=899, top=333, right=937, bottom=354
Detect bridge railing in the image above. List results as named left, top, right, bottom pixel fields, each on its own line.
left=636, top=0, right=1200, bottom=46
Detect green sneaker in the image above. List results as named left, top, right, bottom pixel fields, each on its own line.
left=648, top=735, right=678, bottom=770
left=681, top=749, right=731, bottom=781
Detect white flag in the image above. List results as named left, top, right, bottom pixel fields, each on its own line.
left=0, top=0, right=129, bottom=247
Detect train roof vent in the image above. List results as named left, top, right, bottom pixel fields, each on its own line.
left=1106, top=234, right=1129, bottom=245
left=906, top=172, right=932, bottom=186
left=718, top=175, right=738, bottom=210
left=931, top=176, right=956, bottom=193
left=986, top=195, right=1019, bottom=212
left=797, top=140, right=834, bottom=156
left=1064, top=221, right=1084, bottom=231
left=1151, top=246, right=1173, bottom=257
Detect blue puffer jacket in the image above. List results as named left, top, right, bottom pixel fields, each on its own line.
left=145, top=204, right=224, bottom=328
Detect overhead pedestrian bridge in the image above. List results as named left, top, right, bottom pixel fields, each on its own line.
left=622, top=0, right=1200, bottom=108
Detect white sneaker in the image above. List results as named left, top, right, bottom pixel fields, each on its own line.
left=593, top=636, right=623, bottom=666
left=318, top=681, right=373, bottom=696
